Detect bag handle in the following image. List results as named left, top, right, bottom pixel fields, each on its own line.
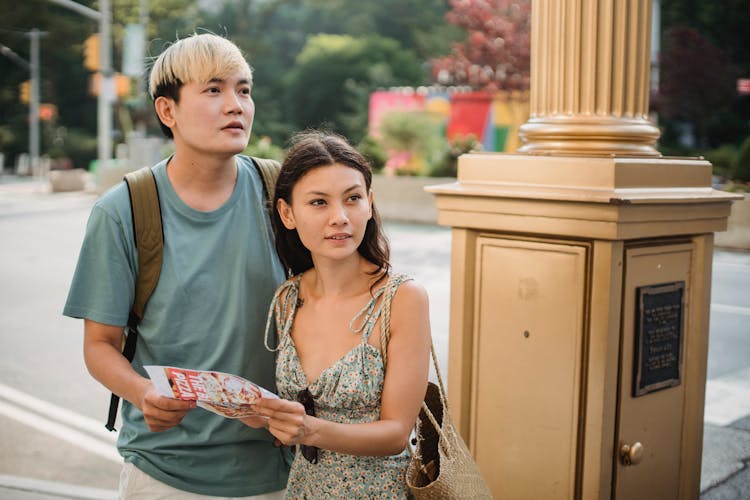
left=379, top=278, right=454, bottom=457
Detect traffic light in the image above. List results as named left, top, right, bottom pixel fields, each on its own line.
left=89, top=73, right=132, bottom=99
left=39, top=103, right=58, bottom=121
left=83, top=34, right=99, bottom=71
left=19, top=80, right=30, bottom=104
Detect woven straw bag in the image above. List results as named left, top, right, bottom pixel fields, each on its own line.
left=380, top=276, right=493, bottom=499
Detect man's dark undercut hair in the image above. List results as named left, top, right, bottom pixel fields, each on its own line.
left=151, top=80, right=182, bottom=138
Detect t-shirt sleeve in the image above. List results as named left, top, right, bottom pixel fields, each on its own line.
left=63, top=203, right=136, bottom=327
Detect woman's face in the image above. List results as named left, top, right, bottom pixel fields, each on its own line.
left=277, top=163, right=373, bottom=265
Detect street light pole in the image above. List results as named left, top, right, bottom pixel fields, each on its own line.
left=47, top=0, right=112, bottom=170
left=28, top=29, right=42, bottom=173
left=98, top=0, right=113, bottom=169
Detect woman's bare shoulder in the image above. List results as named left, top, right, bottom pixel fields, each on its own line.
left=391, top=277, right=429, bottom=311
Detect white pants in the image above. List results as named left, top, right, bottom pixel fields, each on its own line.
left=119, top=462, right=286, bottom=500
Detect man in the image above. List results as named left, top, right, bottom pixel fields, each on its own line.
left=64, top=33, right=288, bottom=498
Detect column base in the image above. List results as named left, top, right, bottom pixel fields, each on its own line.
left=518, top=116, right=661, bottom=157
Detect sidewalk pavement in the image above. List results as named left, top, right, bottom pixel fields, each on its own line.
left=1, top=174, right=748, bottom=499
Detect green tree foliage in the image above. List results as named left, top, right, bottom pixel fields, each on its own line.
left=199, top=0, right=458, bottom=145
left=0, top=0, right=464, bottom=167
left=733, top=137, right=750, bottom=183
left=0, top=0, right=199, bottom=168
left=303, top=0, right=459, bottom=60
left=0, top=0, right=98, bottom=166
left=283, top=34, right=424, bottom=143
left=704, top=144, right=737, bottom=178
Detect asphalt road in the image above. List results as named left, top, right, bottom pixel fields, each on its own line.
left=0, top=177, right=748, bottom=497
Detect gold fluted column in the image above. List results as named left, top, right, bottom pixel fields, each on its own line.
left=519, top=0, right=660, bottom=156
left=426, top=0, right=741, bottom=498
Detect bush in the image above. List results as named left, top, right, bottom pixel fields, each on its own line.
left=704, top=144, right=736, bottom=178
left=46, top=127, right=98, bottom=170
left=243, top=136, right=285, bottom=162
left=431, top=134, right=481, bottom=177
left=732, top=137, right=750, bottom=182
left=356, top=135, right=387, bottom=172
left=379, top=111, right=445, bottom=176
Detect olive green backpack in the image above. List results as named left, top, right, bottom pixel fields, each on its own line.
left=105, top=157, right=281, bottom=431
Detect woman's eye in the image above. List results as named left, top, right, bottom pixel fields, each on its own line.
left=239, top=87, right=251, bottom=95
left=310, top=199, right=326, bottom=207
left=206, top=87, right=220, bottom=94
left=348, top=194, right=362, bottom=202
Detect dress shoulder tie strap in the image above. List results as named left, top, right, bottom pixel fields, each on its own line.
left=349, top=273, right=410, bottom=347
left=264, top=274, right=303, bottom=352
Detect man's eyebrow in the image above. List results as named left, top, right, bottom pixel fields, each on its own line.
left=205, top=77, right=252, bottom=86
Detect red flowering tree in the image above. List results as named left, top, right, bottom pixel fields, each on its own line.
left=431, top=0, right=531, bottom=91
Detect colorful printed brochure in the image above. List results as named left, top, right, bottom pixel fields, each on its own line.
left=144, top=365, right=278, bottom=419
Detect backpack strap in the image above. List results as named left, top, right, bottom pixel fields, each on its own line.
left=105, top=166, right=163, bottom=431
left=251, top=156, right=281, bottom=201
left=125, top=167, right=164, bottom=321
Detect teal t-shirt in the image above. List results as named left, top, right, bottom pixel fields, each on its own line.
left=63, top=155, right=289, bottom=496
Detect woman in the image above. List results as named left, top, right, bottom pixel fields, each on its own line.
left=243, top=131, right=431, bottom=498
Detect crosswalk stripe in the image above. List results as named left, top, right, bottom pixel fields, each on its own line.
left=711, top=303, right=750, bottom=316
left=704, top=366, right=750, bottom=426
left=0, top=400, right=121, bottom=463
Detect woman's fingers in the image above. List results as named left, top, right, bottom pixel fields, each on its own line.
left=258, top=397, right=305, bottom=415
left=240, top=414, right=270, bottom=429
left=257, top=398, right=310, bottom=445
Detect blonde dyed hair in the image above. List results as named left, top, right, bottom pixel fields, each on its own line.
left=148, top=33, right=252, bottom=100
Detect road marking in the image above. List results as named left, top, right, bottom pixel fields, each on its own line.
left=0, top=474, right=117, bottom=500
left=0, top=400, right=121, bottom=463
left=713, top=260, right=750, bottom=271
left=0, top=383, right=116, bottom=442
left=711, top=303, right=750, bottom=316
left=704, top=366, right=750, bottom=426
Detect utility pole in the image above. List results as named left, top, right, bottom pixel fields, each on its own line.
left=47, top=0, right=112, bottom=170
left=98, top=0, right=113, bottom=168
left=27, top=29, right=47, bottom=172
left=1, top=36, right=43, bottom=173
left=140, top=0, right=149, bottom=97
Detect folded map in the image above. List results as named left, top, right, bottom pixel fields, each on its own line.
left=144, top=365, right=278, bottom=419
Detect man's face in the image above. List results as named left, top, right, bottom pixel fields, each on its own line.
left=159, top=70, right=254, bottom=159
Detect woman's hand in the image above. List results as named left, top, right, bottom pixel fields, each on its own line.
left=254, top=398, right=311, bottom=446
left=239, top=414, right=270, bottom=429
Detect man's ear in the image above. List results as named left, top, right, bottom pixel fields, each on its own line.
left=154, top=96, right=176, bottom=130
left=277, top=198, right=296, bottom=229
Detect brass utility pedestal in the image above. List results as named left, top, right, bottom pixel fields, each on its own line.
left=427, top=1, right=741, bottom=498
left=428, top=155, right=738, bottom=499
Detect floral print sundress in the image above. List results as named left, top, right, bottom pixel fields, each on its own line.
left=265, top=273, right=411, bottom=499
